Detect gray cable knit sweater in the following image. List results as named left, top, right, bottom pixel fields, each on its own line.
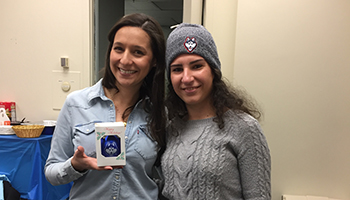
left=161, top=110, right=271, bottom=200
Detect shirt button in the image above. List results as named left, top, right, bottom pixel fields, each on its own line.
left=113, top=197, right=116, bottom=199
left=110, top=104, right=113, bottom=107
left=115, top=175, right=119, bottom=179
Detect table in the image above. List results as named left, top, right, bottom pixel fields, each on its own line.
left=0, top=134, right=72, bottom=200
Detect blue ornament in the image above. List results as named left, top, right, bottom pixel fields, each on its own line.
left=101, top=135, right=121, bottom=157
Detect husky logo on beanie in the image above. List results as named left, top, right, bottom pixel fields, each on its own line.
left=184, top=37, right=197, bottom=53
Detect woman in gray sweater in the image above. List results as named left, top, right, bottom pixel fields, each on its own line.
left=161, top=23, right=271, bottom=200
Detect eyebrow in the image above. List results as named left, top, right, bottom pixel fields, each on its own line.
left=113, top=42, right=147, bottom=51
left=113, top=42, right=122, bottom=46
left=170, top=58, right=205, bottom=67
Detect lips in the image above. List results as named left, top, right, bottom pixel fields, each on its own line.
left=119, top=67, right=136, bottom=74
left=182, top=86, right=200, bottom=92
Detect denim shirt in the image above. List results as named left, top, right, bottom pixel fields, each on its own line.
left=44, top=79, right=159, bottom=200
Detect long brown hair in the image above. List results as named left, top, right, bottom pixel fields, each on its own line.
left=102, top=13, right=166, bottom=149
left=165, top=65, right=262, bottom=129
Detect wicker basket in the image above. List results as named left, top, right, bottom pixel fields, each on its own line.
left=12, top=125, right=45, bottom=138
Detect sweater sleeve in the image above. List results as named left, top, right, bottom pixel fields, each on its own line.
left=234, top=115, right=271, bottom=200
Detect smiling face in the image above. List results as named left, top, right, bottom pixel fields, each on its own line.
left=109, top=26, right=154, bottom=91
left=170, top=54, right=214, bottom=111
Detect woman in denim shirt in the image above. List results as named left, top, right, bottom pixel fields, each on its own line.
left=45, top=13, right=166, bottom=200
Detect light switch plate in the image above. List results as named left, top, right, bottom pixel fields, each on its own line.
left=52, top=70, right=81, bottom=110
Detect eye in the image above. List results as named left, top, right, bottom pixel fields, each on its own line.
left=193, top=64, right=203, bottom=69
left=134, top=50, right=145, bottom=56
left=171, top=67, right=183, bottom=73
left=113, top=46, right=123, bottom=52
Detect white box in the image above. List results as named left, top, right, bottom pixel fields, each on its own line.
left=95, top=122, right=126, bottom=166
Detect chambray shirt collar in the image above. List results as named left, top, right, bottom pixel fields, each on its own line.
left=86, top=79, right=109, bottom=104
left=88, top=79, right=149, bottom=108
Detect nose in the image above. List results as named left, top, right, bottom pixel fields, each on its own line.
left=119, top=51, right=132, bottom=66
left=181, top=68, right=193, bottom=84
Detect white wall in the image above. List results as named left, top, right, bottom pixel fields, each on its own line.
left=0, top=0, right=91, bottom=122
left=204, top=0, right=237, bottom=82
left=205, top=0, right=350, bottom=199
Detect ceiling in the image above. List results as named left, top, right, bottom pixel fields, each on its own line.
left=125, top=0, right=183, bottom=29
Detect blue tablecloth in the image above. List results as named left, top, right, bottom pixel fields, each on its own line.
left=0, top=134, right=72, bottom=200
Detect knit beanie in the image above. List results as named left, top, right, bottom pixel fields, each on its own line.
left=166, top=23, right=221, bottom=74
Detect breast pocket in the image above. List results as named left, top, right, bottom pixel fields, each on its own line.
left=74, top=122, right=96, bottom=157
left=134, top=125, right=158, bottom=160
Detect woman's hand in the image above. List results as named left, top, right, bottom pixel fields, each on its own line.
left=71, top=146, right=116, bottom=172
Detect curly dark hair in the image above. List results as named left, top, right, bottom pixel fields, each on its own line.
left=165, top=64, right=262, bottom=129
left=101, top=13, right=166, bottom=149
